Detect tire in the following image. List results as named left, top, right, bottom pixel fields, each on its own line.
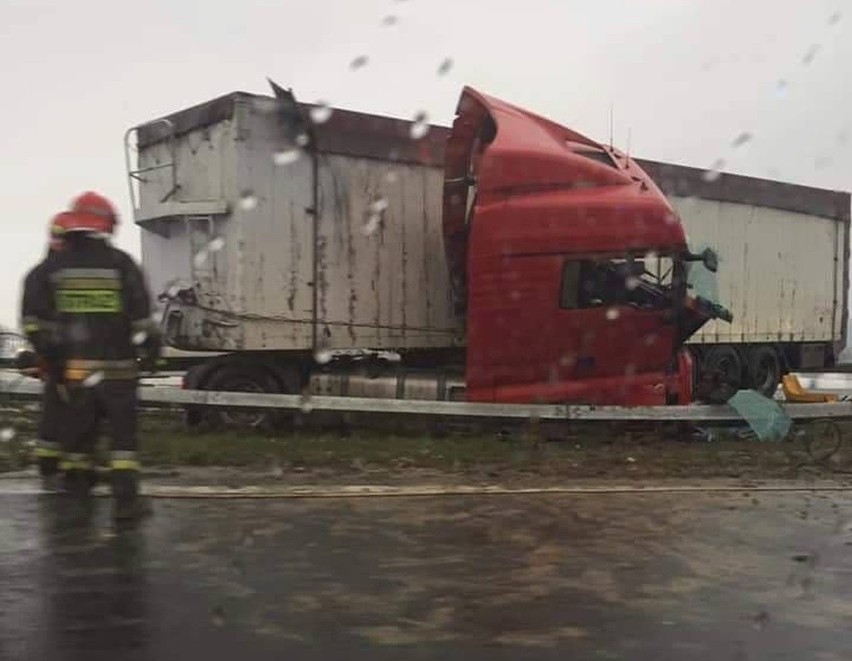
left=203, top=363, right=282, bottom=430
left=747, top=346, right=782, bottom=398
left=697, top=345, right=742, bottom=404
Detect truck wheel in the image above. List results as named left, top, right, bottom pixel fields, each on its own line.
left=697, top=346, right=742, bottom=404
left=204, top=364, right=281, bottom=430
left=747, top=346, right=782, bottom=398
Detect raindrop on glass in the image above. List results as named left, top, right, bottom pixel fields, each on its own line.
left=731, top=131, right=753, bottom=148
left=350, top=55, right=369, bottom=71
left=208, top=237, right=226, bottom=252
left=643, top=250, right=658, bottom=264
left=369, top=197, right=389, bottom=214
left=211, top=606, right=226, bottom=627
left=83, top=371, right=104, bottom=388
left=0, top=427, right=15, bottom=442
left=410, top=111, right=430, bottom=140
left=626, top=276, right=640, bottom=290
left=273, top=148, right=302, bottom=166
left=625, top=363, right=636, bottom=377
left=606, top=308, right=620, bottom=321
left=774, top=79, right=789, bottom=97
left=385, top=171, right=400, bottom=184
left=193, top=249, right=209, bottom=268
left=314, top=348, right=333, bottom=365
left=702, top=159, right=725, bottom=182
left=664, top=212, right=679, bottom=225
left=381, top=15, right=398, bottom=26
left=310, top=102, right=333, bottom=124
left=559, top=353, right=576, bottom=367
left=361, top=214, right=381, bottom=236
left=295, top=133, right=310, bottom=148
left=829, top=11, right=842, bottom=26
left=802, top=45, right=820, bottom=66
left=300, top=393, right=314, bottom=414
left=239, top=190, right=258, bottom=210
left=437, top=58, right=454, bottom=76
left=132, top=330, right=148, bottom=346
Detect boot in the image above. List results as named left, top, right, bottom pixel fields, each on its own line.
left=111, top=469, right=152, bottom=527
left=63, top=468, right=94, bottom=498
left=38, top=457, right=62, bottom=492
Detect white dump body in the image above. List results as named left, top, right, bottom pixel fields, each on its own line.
left=131, top=92, right=462, bottom=352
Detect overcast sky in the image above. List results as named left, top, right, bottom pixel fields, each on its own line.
left=0, top=0, right=848, bottom=328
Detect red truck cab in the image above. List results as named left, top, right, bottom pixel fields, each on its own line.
left=443, top=87, right=730, bottom=405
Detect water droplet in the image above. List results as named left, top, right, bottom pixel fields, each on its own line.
left=295, top=132, right=310, bottom=148
left=626, top=456, right=637, bottom=464
left=802, top=44, right=820, bottom=65
left=239, top=190, right=258, bottom=210
left=559, top=353, right=576, bottom=367
left=271, top=463, right=284, bottom=479
left=369, top=197, right=389, bottom=214
left=664, top=212, right=679, bottom=225
left=385, top=171, right=399, bottom=184
left=314, top=348, right=333, bottom=365
left=625, top=363, right=636, bottom=377
left=132, top=330, right=148, bottom=346
left=731, top=131, right=753, bottom=148
left=83, top=371, right=104, bottom=388
left=410, top=111, right=430, bottom=140
left=702, top=159, right=725, bottom=182
left=211, top=606, right=226, bottom=627
left=837, top=130, right=849, bottom=147
left=645, top=333, right=658, bottom=346
left=273, top=148, right=302, bottom=166
left=626, top=276, right=640, bottom=290
left=829, top=11, right=842, bottom=26
left=310, top=102, right=333, bottom=124
left=606, top=308, right=620, bottom=321
left=774, top=79, right=789, bottom=97
left=643, top=250, right=658, bottom=264
left=361, top=214, right=381, bottom=236
left=0, top=427, right=15, bottom=442
left=242, top=531, right=255, bottom=547
left=437, top=58, right=453, bottom=75
left=208, top=237, right=226, bottom=252
left=381, top=15, right=398, bottom=26
left=300, top=393, right=314, bottom=414
left=350, top=55, right=369, bottom=71
left=193, top=249, right=209, bottom=268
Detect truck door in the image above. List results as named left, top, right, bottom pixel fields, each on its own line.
left=551, top=255, right=678, bottom=404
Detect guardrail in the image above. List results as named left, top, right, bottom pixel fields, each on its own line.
left=2, top=377, right=852, bottom=422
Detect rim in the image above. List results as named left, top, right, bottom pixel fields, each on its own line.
left=219, top=378, right=268, bottom=428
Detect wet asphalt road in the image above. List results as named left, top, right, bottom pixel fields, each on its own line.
left=2, top=486, right=852, bottom=660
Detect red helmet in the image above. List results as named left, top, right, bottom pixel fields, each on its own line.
left=48, top=211, right=73, bottom=251
left=65, top=191, right=118, bottom=234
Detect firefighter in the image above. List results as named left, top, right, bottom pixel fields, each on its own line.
left=37, top=191, right=160, bottom=522
left=20, top=211, right=74, bottom=488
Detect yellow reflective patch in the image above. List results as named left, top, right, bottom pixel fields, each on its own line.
left=34, top=448, right=62, bottom=458
left=110, top=459, right=141, bottom=471
left=56, top=289, right=122, bottom=313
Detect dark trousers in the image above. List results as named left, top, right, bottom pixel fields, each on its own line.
left=66, top=380, right=138, bottom=460
left=35, top=378, right=64, bottom=475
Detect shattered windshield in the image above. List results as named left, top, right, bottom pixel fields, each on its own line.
left=685, top=243, right=722, bottom=305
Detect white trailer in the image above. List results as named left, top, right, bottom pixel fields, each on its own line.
left=126, top=90, right=849, bottom=409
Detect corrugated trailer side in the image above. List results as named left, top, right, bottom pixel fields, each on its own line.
left=131, top=93, right=462, bottom=353
left=640, top=159, right=849, bottom=393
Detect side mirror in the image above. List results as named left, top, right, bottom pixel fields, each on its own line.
left=701, top=247, right=719, bottom=273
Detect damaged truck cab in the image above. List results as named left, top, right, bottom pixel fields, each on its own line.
left=443, top=88, right=730, bottom=405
